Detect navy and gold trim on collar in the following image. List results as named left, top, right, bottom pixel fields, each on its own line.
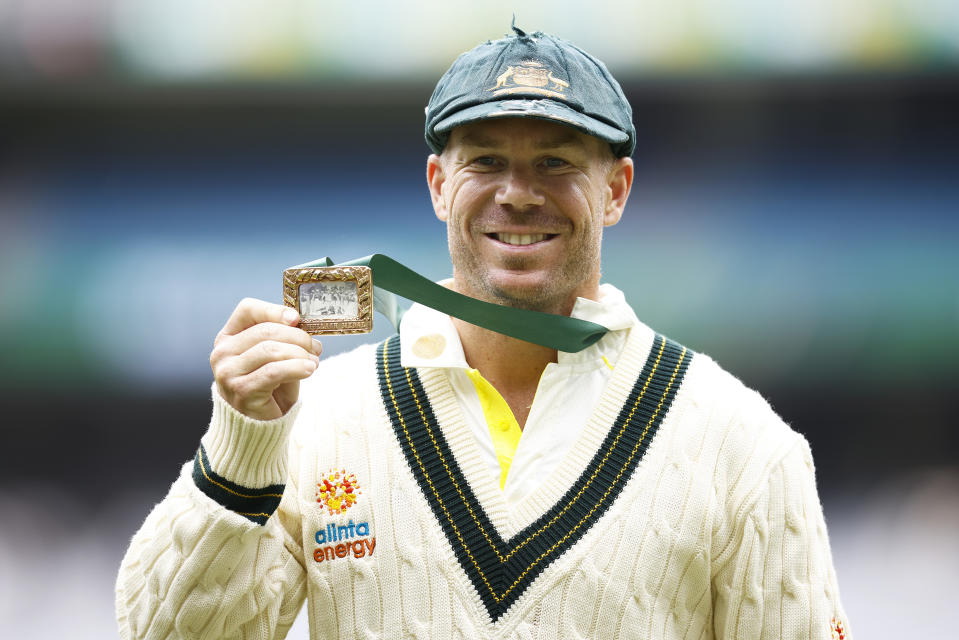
left=192, top=444, right=285, bottom=526
left=377, top=333, right=691, bottom=622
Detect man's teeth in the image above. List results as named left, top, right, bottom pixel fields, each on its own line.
left=495, top=233, right=548, bottom=246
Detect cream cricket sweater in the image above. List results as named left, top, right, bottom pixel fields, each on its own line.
left=116, top=321, right=850, bottom=639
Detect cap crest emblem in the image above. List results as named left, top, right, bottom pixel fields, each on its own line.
left=488, top=60, right=569, bottom=99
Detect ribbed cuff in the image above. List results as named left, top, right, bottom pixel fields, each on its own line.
left=200, top=382, right=302, bottom=489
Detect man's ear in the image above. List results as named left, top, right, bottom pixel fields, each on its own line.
left=427, top=154, right=448, bottom=222
left=603, top=156, right=633, bottom=227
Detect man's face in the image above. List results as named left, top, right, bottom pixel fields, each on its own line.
left=427, top=118, right=633, bottom=315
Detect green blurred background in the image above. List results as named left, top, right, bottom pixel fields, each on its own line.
left=1, top=1, right=957, bottom=637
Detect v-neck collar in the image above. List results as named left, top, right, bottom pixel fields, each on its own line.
left=377, top=329, right=693, bottom=623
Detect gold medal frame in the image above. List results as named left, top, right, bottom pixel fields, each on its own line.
left=282, top=266, right=373, bottom=335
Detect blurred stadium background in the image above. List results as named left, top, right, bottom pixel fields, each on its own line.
left=1, top=1, right=956, bottom=637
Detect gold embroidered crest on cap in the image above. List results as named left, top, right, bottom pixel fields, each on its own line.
left=488, top=60, right=569, bottom=99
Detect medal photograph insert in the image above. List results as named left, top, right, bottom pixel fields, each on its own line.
left=282, top=265, right=373, bottom=335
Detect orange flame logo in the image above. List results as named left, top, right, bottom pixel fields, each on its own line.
left=830, top=617, right=847, bottom=640
left=316, top=469, right=361, bottom=516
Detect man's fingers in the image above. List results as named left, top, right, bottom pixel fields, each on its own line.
left=217, top=297, right=300, bottom=343
left=215, top=340, right=318, bottom=381
left=217, top=358, right=317, bottom=410
left=212, top=322, right=321, bottom=366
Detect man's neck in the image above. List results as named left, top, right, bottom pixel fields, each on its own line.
left=450, top=282, right=603, bottom=427
left=452, top=318, right=557, bottom=429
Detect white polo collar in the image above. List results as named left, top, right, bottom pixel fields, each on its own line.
left=399, top=283, right=638, bottom=369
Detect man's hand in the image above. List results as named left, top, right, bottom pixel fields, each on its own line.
left=211, top=298, right=321, bottom=421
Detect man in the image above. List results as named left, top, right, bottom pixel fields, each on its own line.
left=117, top=27, right=850, bottom=639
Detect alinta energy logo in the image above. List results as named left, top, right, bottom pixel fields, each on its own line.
left=316, top=469, right=361, bottom=516
left=314, top=468, right=374, bottom=564
left=313, top=519, right=375, bottom=563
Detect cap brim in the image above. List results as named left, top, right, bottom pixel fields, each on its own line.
left=433, top=98, right=628, bottom=147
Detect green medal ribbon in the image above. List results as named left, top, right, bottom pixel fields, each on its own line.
left=291, top=254, right=609, bottom=353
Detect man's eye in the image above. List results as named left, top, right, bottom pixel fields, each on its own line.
left=473, top=156, right=497, bottom=166
left=543, top=157, right=568, bottom=168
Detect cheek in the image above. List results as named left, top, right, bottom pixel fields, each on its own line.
left=548, top=173, right=594, bottom=204
left=445, top=180, right=484, bottom=226
left=577, top=179, right=609, bottom=225
left=442, top=180, right=464, bottom=222
left=561, top=188, right=600, bottom=229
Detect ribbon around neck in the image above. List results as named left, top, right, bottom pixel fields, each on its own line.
left=291, top=254, right=609, bottom=353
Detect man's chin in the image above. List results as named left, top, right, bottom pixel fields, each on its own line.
left=484, top=276, right=566, bottom=313
left=454, top=266, right=578, bottom=313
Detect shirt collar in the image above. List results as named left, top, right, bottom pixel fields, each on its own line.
left=399, top=283, right=638, bottom=369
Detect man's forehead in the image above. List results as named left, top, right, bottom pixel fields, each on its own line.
left=448, top=119, right=601, bottom=152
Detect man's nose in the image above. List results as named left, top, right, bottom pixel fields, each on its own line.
left=494, top=168, right=545, bottom=210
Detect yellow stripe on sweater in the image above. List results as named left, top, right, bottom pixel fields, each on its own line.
left=465, top=369, right=523, bottom=490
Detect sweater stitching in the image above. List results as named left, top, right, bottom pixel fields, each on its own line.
left=379, top=333, right=692, bottom=621
left=192, top=445, right=285, bottom=525
left=500, top=345, right=688, bottom=600
left=711, top=436, right=805, bottom=578
left=504, top=336, right=670, bottom=561
left=405, top=364, right=507, bottom=562
left=196, top=445, right=286, bottom=499
left=382, top=337, right=504, bottom=602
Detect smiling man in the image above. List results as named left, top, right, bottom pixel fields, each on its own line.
left=118, top=27, right=850, bottom=639
left=429, top=119, right=628, bottom=314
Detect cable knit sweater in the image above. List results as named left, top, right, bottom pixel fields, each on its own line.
left=116, top=322, right=849, bottom=639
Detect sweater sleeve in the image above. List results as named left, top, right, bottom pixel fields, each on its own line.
left=116, top=385, right=308, bottom=640
left=711, top=436, right=851, bottom=640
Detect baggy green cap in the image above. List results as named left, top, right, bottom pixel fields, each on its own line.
left=425, top=24, right=636, bottom=157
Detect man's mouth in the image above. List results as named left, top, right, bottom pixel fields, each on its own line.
left=489, top=232, right=556, bottom=246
